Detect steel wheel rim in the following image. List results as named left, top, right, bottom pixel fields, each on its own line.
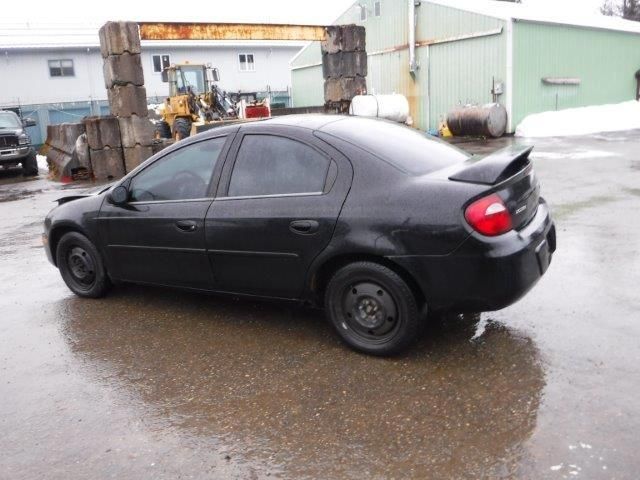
left=341, top=281, right=399, bottom=343
left=67, top=246, right=96, bottom=287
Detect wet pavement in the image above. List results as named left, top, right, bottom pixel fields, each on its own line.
left=1, top=131, right=639, bottom=479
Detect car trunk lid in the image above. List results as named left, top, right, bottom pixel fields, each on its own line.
left=449, top=145, right=539, bottom=230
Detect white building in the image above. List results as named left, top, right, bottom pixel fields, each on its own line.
left=0, top=22, right=304, bottom=143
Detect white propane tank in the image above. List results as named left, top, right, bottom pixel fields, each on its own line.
left=349, top=94, right=410, bottom=123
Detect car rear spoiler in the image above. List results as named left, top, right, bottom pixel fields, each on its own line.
left=449, top=145, right=533, bottom=186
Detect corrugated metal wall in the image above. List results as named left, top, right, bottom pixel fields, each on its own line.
left=513, top=21, right=640, bottom=127
left=422, top=3, right=506, bottom=130
left=428, top=32, right=506, bottom=130
left=290, top=0, right=507, bottom=130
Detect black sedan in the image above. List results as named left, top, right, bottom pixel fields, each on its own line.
left=43, top=115, right=556, bottom=355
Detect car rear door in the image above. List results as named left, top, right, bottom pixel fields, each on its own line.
left=98, top=134, right=233, bottom=290
left=205, top=125, right=353, bottom=299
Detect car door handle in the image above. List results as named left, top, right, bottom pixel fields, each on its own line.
left=175, top=220, right=198, bottom=232
left=289, top=220, right=320, bottom=235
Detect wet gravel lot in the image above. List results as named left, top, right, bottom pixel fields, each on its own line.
left=1, top=131, right=639, bottom=479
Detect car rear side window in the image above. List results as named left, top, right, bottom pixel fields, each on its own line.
left=228, top=134, right=330, bottom=197
left=322, top=118, right=470, bottom=175
left=129, top=137, right=226, bottom=202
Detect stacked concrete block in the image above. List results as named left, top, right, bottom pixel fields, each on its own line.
left=99, top=21, right=154, bottom=174
left=321, top=25, right=367, bottom=112
left=84, top=116, right=125, bottom=181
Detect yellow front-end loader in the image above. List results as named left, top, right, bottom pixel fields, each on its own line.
left=155, top=63, right=237, bottom=140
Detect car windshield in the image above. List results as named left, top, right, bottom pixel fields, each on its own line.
left=0, top=112, right=21, bottom=129
left=322, top=117, right=470, bottom=175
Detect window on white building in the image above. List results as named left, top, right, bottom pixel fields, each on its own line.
left=238, top=53, right=255, bottom=72
left=360, top=4, right=367, bottom=21
left=152, top=54, right=171, bottom=73
left=48, top=59, right=74, bottom=77
left=374, top=1, right=381, bottom=17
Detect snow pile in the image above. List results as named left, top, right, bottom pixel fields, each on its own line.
left=515, top=101, right=640, bottom=138
left=36, top=154, right=48, bottom=171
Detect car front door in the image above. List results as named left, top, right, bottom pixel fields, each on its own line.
left=205, top=126, right=353, bottom=299
left=99, top=134, right=232, bottom=290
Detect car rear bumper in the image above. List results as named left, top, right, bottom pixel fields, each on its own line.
left=389, top=200, right=556, bottom=312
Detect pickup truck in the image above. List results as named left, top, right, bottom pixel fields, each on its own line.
left=0, top=110, right=38, bottom=176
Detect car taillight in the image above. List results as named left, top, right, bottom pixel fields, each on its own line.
left=464, top=193, right=513, bottom=236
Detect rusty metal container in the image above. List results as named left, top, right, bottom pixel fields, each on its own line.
left=446, top=103, right=508, bottom=138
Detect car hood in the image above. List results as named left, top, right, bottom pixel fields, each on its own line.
left=0, top=127, right=23, bottom=136
left=55, top=183, right=114, bottom=205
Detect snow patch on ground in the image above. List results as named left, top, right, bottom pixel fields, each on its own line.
left=530, top=150, right=620, bottom=161
left=516, top=101, right=640, bottom=138
left=36, top=154, right=48, bottom=171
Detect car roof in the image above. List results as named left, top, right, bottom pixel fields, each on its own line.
left=258, top=114, right=347, bottom=130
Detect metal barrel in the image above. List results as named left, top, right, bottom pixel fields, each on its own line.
left=446, top=103, right=508, bottom=138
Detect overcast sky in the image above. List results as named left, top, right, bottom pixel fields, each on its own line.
left=2, top=0, right=606, bottom=23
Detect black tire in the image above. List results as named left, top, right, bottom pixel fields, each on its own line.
left=172, top=118, right=192, bottom=140
left=22, top=151, right=38, bottom=176
left=155, top=120, right=171, bottom=139
left=325, top=261, right=421, bottom=356
left=56, top=232, right=111, bottom=298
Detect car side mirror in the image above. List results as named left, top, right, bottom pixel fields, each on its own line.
left=212, top=68, right=220, bottom=82
left=23, top=118, right=36, bottom=127
left=161, top=70, right=169, bottom=83
left=109, top=185, right=129, bottom=205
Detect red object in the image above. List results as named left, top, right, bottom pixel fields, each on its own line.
left=464, top=193, right=513, bottom=236
left=245, top=104, right=271, bottom=119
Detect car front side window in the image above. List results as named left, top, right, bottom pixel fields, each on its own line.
left=129, top=137, right=226, bottom=202
left=228, top=134, right=330, bottom=198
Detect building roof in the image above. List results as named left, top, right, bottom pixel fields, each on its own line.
left=0, top=21, right=308, bottom=50
left=428, top=0, right=640, bottom=35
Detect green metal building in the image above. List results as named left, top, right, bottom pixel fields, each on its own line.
left=290, top=0, right=640, bottom=133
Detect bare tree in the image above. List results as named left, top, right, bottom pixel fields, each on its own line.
left=601, top=0, right=640, bottom=21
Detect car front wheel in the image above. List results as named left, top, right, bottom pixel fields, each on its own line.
left=56, top=231, right=111, bottom=298
left=325, top=261, right=421, bottom=356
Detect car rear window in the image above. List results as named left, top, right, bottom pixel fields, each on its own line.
left=321, top=117, right=470, bottom=175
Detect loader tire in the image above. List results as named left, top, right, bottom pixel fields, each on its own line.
left=155, top=121, right=171, bottom=139
left=172, top=118, right=192, bottom=141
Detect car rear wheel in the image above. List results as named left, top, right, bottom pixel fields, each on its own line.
left=56, top=232, right=111, bottom=298
left=325, top=262, right=421, bottom=356
left=22, top=152, right=38, bottom=176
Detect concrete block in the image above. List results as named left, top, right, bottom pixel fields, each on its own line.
left=341, top=25, right=366, bottom=52
left=324, top=77, right=367, bottom=103
left=108, top=85, right=148, bottom=117
left=99, top=21, right=141, bottom=58
left=342, top=51, right=368, bottom=78
left=90, top=146, right=126, bottom=181
left=46, top=123, right=85, bottom=155
left=321, top=26, right=341, bottom=54
left=118, top=115, right=155, bottom=147
left=123, top=145, right=154, bottom=173
left=322, top=53, right=341, bottom=79
left=103, top=52, right=144, bottom=88
left=322, top=51, right=368, bottom=79
left=324, top=78, right=343, bottom=103
left=84, top=115, right=121, bottom=149
left=341, top=76, right=367, bottom=99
